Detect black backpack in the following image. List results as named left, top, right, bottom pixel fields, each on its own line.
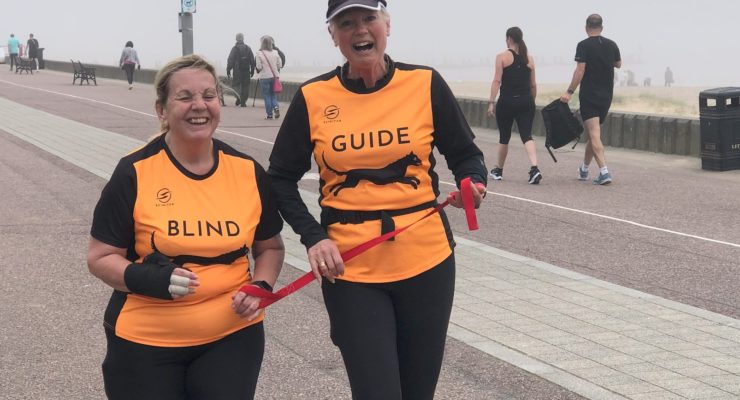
left=235, top=45, right=253, bottom=71
left=541, top=99, right=583, bottom=162
left=275, top=47, right=286, bottom=67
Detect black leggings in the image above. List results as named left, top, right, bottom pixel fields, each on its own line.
left=495, top=94, right=535, bottom=144
left=102, top=323, right=264, bottom=400
left=122, top=63, right=135, bottom=84
left=322, top=254, right=455, bottom=400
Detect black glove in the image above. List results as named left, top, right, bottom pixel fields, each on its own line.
left=124, top=252, right=178, bottom=300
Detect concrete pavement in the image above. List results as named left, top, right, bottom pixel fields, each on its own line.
left=1, top=71, right=739, bottom=399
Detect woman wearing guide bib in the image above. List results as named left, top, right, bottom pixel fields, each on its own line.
left=267, top=1, right=488, bottom=398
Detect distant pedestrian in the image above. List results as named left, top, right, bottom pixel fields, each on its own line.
left=118, top=41, right=140, bottom=90
left=487, top=27, right=542, bottom=184
left=27, top=33, right=39, bottom=71
left=560, top=14, right=621, bottom=185
left=254, top=35, right=282, bottom=119
left=664, top=67, right=674, bottom=87
left=616, top=69, right=626, bottom=86
left=261, top=35, right=286, bottom=68
left=7, top=33, right=20, bottom=71
left=626, top=70, right=636, bottom=87
left=226, top=33, right=255, bottom=107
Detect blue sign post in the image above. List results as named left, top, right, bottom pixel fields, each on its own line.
left=182, top=0, right=196, bottom=13
left=180, top=0, right=195, bottom=55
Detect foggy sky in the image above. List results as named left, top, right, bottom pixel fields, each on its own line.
left=2, top=0, right=739, bottom=85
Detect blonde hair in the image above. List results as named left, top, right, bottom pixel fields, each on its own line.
left=260, top=36, right=274, bottom=51
left=153, top=54, right=220, bottom=133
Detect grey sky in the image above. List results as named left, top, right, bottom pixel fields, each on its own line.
left=2, top=1, right=739, bottom=85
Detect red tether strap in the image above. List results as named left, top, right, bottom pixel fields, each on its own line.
left=460, top=176, right=480, bottom=230
left=240, top=177, right=480, bottom=308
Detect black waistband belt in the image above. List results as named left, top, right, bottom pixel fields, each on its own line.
left=320, top=200, right=438, bottom=241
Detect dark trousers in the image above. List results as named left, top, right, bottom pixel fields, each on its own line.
left=322, top=254, right=456, bottom=400
left=122, top=63, right=135, bottom=84
left=102, top=323, right=265, bottom=400
left=232, top=72, right=251, bottom=106
left=496, top=94, right=536, bottom=144
left=9, top=53, right=18, bottom=70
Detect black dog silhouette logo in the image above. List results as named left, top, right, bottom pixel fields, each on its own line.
left=321, top=152, right=422, bottom=196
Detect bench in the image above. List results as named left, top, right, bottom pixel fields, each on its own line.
left=72, top=60, right=97, bottom=85
left=15, top=58, right=34, bottom=74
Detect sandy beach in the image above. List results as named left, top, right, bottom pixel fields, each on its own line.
left=446, top=82, right=708, bottom=119
left=280, top=69, right=708, bottom=119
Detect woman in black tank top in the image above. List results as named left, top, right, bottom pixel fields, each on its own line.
left=486, top=27, right=542, bottom=184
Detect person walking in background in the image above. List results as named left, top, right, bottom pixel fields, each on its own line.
left=26, top=33, right=39, bottom=71
left=664, top=67, right=674, bottom=87
left=560, top=14, right=621, bottom=185
left=255, top=36, right=282, bottom=119
left=262, top=35, right=286, bottom=68
left=626, top=70, right=636, bottom=87
left=226, top=33, right=255, bottom=107
left=486, top=27, right=541, bottom=184
left=7, top=33, right=20, bottom=71
left=264, top=36, right=286, bottom=116
left=87, top=54, right=285, bottom=400
left=119, top=41, right=140, bottom=90
left=267, top=1, right=487, bottom=398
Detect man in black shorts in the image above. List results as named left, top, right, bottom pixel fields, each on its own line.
left=560, top=14, right=621, bottom=185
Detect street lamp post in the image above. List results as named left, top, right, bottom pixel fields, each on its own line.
left=180, top=0, right=196, bottom=55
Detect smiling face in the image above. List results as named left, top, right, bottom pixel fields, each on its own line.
left=329, top=8, right=390, bottom=71
left=156, top=68, right=221, bottom=144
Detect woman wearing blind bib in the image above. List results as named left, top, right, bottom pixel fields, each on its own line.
left=87, top=55, right=284, bottom=400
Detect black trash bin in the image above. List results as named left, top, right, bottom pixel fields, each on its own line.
left=699, top=87, right=740, bottom=171
left=36, top=48, right=45, bottom=69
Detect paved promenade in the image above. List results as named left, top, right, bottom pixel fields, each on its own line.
left=1, top=71, right=739, bottom=399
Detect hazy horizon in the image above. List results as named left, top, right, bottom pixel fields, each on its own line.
left=2, top=1, right=740, bottom=86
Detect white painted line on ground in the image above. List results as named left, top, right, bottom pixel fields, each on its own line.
left=486, top=190, right=740, bottom=249
left=0, top=79, right=274, bottom=145
left=2, top=78, right=738, bottom=250
left=0, top=79, right=155, bottom=117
